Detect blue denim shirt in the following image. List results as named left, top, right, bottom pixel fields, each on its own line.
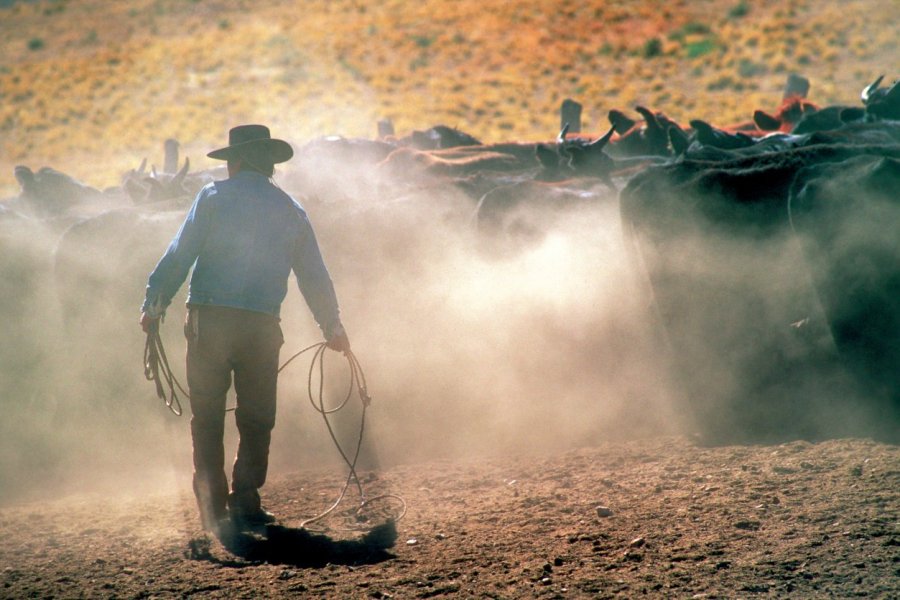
left=142, top=170, right=343, bottom=338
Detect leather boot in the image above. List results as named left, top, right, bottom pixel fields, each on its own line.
left=193, top=474, right=229, bottom=532
left=228, top=489, right=276, bottom=528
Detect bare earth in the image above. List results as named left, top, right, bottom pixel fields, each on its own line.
left=2, top=436, right=898, bottom=599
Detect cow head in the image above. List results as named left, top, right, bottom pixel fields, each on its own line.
left=605, top=107, right=680, bottom=158
left=123, top=157, right=191, bottom=203
left=402, top=125, right=482, bottom=150
left=753, top=96, right=820, bottom=132
left=862, top=75, right=900, bottom=121
left=535, top=123, right=616, bottom=188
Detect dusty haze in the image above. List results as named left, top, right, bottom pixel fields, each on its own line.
left=3, top=138, right=896, bottom=512
left=0, top=152, right=679, bottom=507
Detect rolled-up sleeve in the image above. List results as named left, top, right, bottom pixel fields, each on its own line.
left=292, top=211, right=343, bottom=339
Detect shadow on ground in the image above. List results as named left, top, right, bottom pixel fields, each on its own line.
left=190, top=521, right=397, bottom=567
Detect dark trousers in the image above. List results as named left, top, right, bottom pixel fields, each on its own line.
left=185, top=304, right=283, bottom=522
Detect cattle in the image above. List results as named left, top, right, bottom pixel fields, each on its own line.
left=788, top=154, right=900, bottom=438
left=393, top=124, right=482, bottom=150
left=0, top=212, right=66, bottom=497
left=46, top=140, right=215, bottom=412
left=377, top=144, right=534, bottom=183
left=785, top=75, right=899, bottom=135
left=788, top=105, right=867, bottom=134
left=51, top=202, right=192, bottom=430
left=601, top=95, right=818, bottom=161
left=286, top=135, right=400, bottom=206
left=0, top=213, right=58, bottom=401
left=687, top=118, right=759, bottom=150
left=468, top=124, right=626, bottom=252
left=669, top=74, right=874, bottom=155
left=540, top=123, right=618, bottom=184
left=861, top=74, right=900, bottom=120
left=619, top=122, right=900, bottom=442
left=475, top=176, right=615, bottom=249
left=120, top=139, right=225, bottom=204
left=603, top=106, right=680, bottom=158
left=674, top=99, right=900, bottom=161
left=121, top=157, right=191, bottom=203
left=0, top=202, right=23, bottom=221
left=371, top=126, right=607, bottom=209
left=749, top=95, right=820, bottom=133
left=677, top=98, right=821, bottom=155
left=13, top=165, right=105, bottom=221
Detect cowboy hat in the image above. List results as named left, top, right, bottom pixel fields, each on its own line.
left=207, top=124, right=294, bottom=163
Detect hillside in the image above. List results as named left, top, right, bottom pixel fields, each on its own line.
left=1, top=0, right=898, bottom=197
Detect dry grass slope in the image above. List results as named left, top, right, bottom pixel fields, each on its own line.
left=1, top=0, right=898, bottom=196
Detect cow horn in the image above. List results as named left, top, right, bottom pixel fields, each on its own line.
left=668, top=125, right=690, bottom=156
left=588, top=125, right=616, bottom=150
left=557, top=122, right=571, bottom=144
left=608, top=109, right=636, bottom=134
left=861, top=74, right=884, bottom=103
left=171, top=157, right=190, bottom=188
left=753, top=110, right=781, bottom=131
left=136, top=157, right=147, bottom=175
left=635, top=106, right=661, bottom=133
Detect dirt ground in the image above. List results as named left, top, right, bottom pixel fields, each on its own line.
left=1, top=436, right=898, bottom=599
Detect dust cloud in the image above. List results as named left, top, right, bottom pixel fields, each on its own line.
left=273, top=165, right=677, bottom=475
left=0, top=151, right=678, bottom=507
left=2, top=143, right=894, bottom=509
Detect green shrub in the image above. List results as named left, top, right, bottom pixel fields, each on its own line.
left=642, top=37, right=663, bottom=58
left=729, top=1, right=751, bottom=19
left=686, top=38, right=717, bottom=58
left=737, top=59, right=766, bottom=77
left=412, top=35, right=434, bottom=49
left=669, top=21, right=712, bottom=42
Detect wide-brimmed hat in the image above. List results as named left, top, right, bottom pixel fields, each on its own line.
left=207, top=124, right=294, bottom=163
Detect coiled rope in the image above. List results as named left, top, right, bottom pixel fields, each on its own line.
left=143, top=327, right=406, bottom=530
left=143, top=321, right=184, bottom=416
left=279, top=343, right=407, bottom=531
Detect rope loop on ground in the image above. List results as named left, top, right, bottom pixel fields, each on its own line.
left=279, top=343, right=407, bottom=530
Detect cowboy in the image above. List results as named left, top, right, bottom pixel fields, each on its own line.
left=139, top=124, right=350, bottom=532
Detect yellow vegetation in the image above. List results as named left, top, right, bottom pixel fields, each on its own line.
left=0, top=0, right=898, bottom=196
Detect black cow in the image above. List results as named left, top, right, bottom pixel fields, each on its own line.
left=787, top=74, right=899, bottom=134
left=14, top=165, right=104, bottom=220
left=861, top=74, right=900, bottom=121
left=121, top=157, right=191, bottom=203
left=395, top=125, right=482, bottom=150
left=788, top=154, right=900, bottom=438
left=604, top=106, right=681, bottom=158
left=620, top=132, right=900, bottom=441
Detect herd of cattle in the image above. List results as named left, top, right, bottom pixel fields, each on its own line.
left=2, top=73, right=899, bottom=442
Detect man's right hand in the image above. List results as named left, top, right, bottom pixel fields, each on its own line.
left=140, top=312, right=159, bottom=333
left=326, top=331, right=351, bottom=354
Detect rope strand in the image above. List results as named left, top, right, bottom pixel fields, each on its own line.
left=143, top=322, right=184, bottom=416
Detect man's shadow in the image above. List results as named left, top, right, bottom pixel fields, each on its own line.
left=211, top=520, right=397, bottom=567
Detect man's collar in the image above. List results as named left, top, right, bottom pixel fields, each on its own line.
left=232, top=170, right=270, bottom=181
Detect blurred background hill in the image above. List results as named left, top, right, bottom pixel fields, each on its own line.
left=1, top=0, right=898, bottom=197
